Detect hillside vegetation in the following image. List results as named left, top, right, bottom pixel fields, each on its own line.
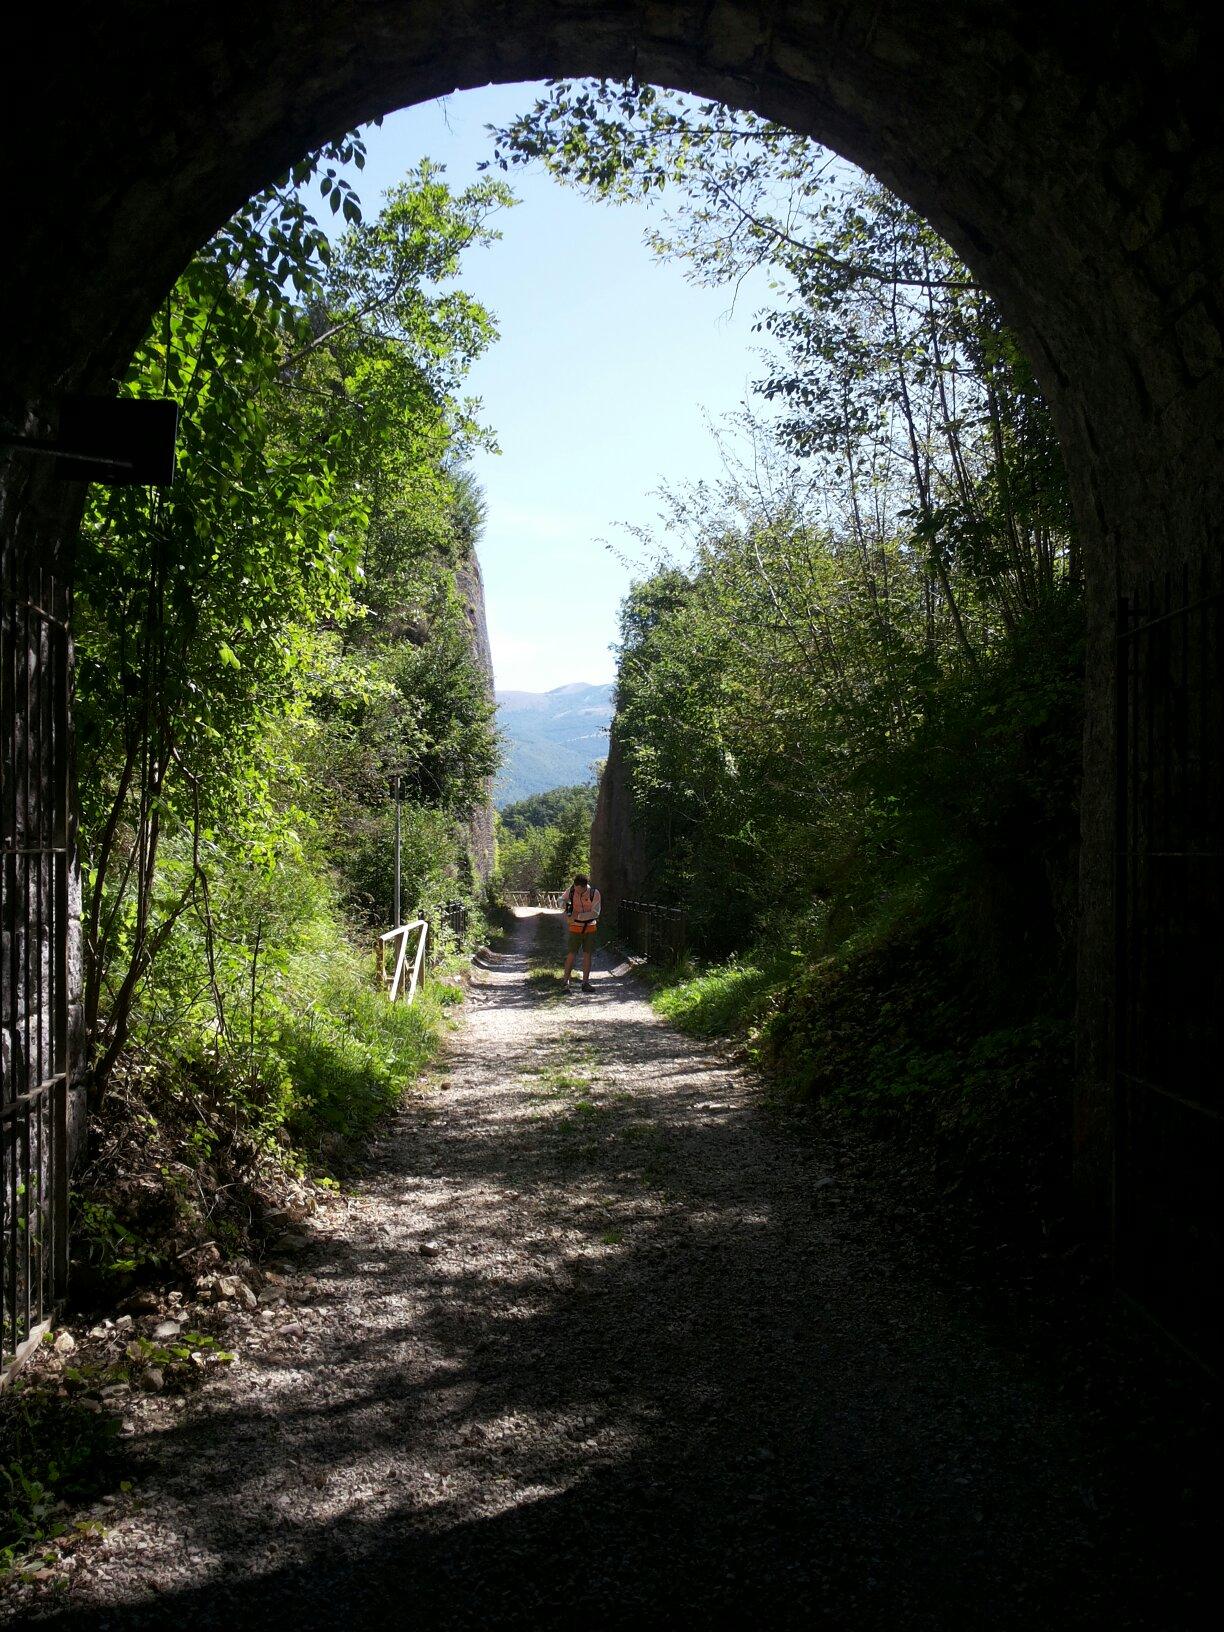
left=499, top=783, right=599, bottom=840
left=494, top=681, right=612, bottom=804
left=69, top=143, right=511, bottom=1287
left=496, top=84, right=1083, bottom=1240
left=493, top=785, right=595, bottom=897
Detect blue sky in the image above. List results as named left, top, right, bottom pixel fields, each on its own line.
left=323, top=84, right=777, bottom=692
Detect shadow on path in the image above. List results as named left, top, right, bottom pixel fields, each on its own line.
left=22, top=913, right=1212, bottom=1631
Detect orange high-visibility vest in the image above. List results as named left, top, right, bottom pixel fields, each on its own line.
left=565, top=885, right=600, bottom=933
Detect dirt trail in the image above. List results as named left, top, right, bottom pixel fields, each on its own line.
left=8, top=911, right=1202, bottom=1629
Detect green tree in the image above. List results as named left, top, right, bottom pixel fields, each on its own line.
left=488, top=82, right=1081, bottom=954
left=489, top=82, right=1077, bottom=640
left=75, top=150, right=510, bottom=1095
left=498, top=783, right=598, bottom=841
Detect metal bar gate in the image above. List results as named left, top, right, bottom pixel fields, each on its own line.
left=1115, top=560, right=1223, bottom=1370
left=435, top=900, right=469, bottom=956
left=0, top=539, right=71, bottom=1375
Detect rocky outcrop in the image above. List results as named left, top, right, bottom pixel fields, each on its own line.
left=589, top=718, right=649, bottom=932
left=453, top=546, right=496, bottom=885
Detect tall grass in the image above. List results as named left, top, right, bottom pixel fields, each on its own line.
left=273, top=940, right=461, bottom=1153
left=650, top=955, right=786, bottom=1038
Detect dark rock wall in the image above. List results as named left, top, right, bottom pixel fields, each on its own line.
left=453, top=546, right=496, bottom=886
left=590, top=720, right=649, bottom=929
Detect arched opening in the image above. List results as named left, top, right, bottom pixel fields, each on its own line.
left=1, top=0, right=1219, bottom=1433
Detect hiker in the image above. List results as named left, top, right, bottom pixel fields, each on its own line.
left=562, top=873, right=601, bottom=993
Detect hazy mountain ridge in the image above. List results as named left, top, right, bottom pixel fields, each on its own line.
left=495, top=681, right=614, bottom=806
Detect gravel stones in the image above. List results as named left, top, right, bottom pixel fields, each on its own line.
left=5, top=911, right=1205, bottom=1629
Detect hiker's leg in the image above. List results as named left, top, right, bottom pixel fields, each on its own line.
left=582, top=939, right=593, bottom=980
left=564, top=947, right=576, bottom=981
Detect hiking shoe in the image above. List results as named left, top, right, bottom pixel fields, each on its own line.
left=581, top=980, right=594, bottom=992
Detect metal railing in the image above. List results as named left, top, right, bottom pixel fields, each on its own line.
left=379, top=920, right=429, bottom=1004
left=617, top=899, right=687, bottom=965
left=504, top=889, right=565, bottom=910
left=437, top=900, right=466, bottom=940
left=432, top=900, right=469, bottom=959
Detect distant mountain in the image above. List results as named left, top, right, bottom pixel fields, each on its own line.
left=495, top=681, right=614, bottom=806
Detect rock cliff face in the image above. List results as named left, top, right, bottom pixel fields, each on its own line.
left=589, top=718, right=649, bottom=930
left=453, top=547, right=496, bottom=886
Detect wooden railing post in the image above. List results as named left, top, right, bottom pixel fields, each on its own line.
left=378, top=919, right=429, bottom=1005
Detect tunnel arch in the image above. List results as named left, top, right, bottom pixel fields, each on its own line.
left=9, top=2, right=1218, bottom=503
left=2, top=2, right=1221, bottom=1358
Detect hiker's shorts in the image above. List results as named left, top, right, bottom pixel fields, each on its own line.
left=567, top=921, right=598, bottom=947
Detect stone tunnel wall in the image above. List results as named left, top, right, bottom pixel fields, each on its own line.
left=1, top=0, right=1222, bottom=1346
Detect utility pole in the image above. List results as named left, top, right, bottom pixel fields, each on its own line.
left=390, top=772, right=403, bottom=928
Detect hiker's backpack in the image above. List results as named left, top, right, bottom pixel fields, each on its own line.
left=565, top=885, right=599, bottom=929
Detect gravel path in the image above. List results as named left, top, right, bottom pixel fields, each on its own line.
left=10, top=910, right=1203, bottom=1629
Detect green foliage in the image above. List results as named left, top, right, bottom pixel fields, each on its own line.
left=74, top=145, right=508, bottom=1111
left=535, top=81, right=1086, bottom=971
left=650, top=923, right=1073, bottom=1225
left=621, top=539, right=1082, bottom=978
left=0, top=1386, right=121, bottom=1570
left=302, top=577, right=498, bottom=929
left=499, top=80, right=1084, bottom=1221
left=74, top=1200, right=163, bottom=1281
left=494, top=808, right=590, bottom=898
left=5, top=147, right=509, bottom=1581
left=651, top=956, right=782, bottom=1038
left=757, top=929, right=1074, bottom=1210
left=1, top=1320, right=232, bottom=1574
left=493, top=782, right=593, bottom=897
left=275, top=944, right=450, bottom=1152
left=124, top=1331, right=235, bottom=1370
left=499, top=783, right=598, bottom=840
left=131, top=821, right=457, bottom=1167
left=494, top=81, right=1076, bottom=625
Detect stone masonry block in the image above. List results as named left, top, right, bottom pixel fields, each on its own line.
left=1175, top=303, right=1224, bottom=379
